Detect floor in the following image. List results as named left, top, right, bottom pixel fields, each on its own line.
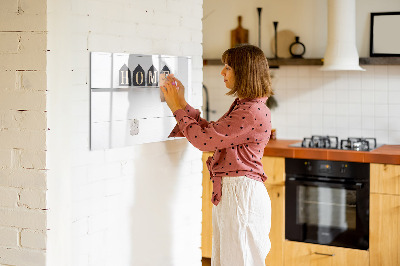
left=202, top=257, right=211, bottom=266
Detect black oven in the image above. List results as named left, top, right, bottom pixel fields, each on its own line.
left=285, top=158, right=369, bottom=250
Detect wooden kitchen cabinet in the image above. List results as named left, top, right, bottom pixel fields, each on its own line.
left=262, top=156, right=285, bottom=266
left=264, top=184, right=285, bottom=266
left=201, top=154, right=286, bottom=266
left=202, top=152, right=213, bottom=258
left=370, top=163, right=400, bottom=266
left=370, top=163, right=400, bottom=195
left=284, top=241, right=369, bottom=266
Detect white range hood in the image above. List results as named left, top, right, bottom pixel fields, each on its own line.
left=320, top=0, right=365, bottom=71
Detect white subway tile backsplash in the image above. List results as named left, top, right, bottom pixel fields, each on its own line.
left=336, top=90, right=349, bottom=103
left=349, top=128, right=362, bottom=137
left=348, top=116, right=362, bottom=129
left=374, top=78, right=388, bottom=91
left=388, top=131, right=400, bottom=143
left=389, top=117, right=400, bottom=131
left=348, top=71, right=362, bottom=90
left=298, top=67, right=311, bottom=78
left=298, top=77, right=311, bottom=89
left=348, top=103, right=362, bottom=116
left=323, top=103, right=336, bottom=115
left=374, top=117, right=389, bottom=130
left=375, top=104, right=389, bottom=117
left=361, top=129, right=375, bottom=138
left=375, top=130, right=389, bottom=144
left=388, top=91, right=400, bottom=104
left=361, top=104, right=375, bottom=117
left=285, top=66, right=298, bottom=77
left=286, top=77, right=299, bottom=89
left=348, top=90, right=362, bottom=103
left=336, top=103, right=349, bottom=116
left=336, top=115, right=348, bottom=129
left=388, top=104, right=400, bottom=117
left=310, top=77, right=324, bottom=90
left=388, top=76, right=400, bottom=91
left=362, top=116, right=375, bottom=130
left=362, top=90, right=375, bottom=104
left=374, top=90, right=388, bottom=104
left=335, top=73, right=349, bottom=90
left=205, top=65, right=400, bottom=144
left=374, top=65, right=388, bottom=77
left=323, top=87, right=336, bottom=103
left=388, top=65, right=400, bottom=76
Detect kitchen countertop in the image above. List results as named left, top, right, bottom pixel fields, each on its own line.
left=263, top=139, right=400, bottom=165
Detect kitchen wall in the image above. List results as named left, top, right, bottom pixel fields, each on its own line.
left=1, top=0, right=203, bottom=265
left=0, top=0, right=48, bottom=265
left=46, top=0, right=203, bottom=265
left=203, top=0, right=400, bottom=144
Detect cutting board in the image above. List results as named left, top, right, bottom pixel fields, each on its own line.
left=231, top=16, right=249, bottom=48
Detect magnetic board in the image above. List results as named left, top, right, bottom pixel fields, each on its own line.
left=90, top=52, right=192, bottom=150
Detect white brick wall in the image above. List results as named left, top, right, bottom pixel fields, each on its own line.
left=0, top=0, right=48, bottom=265
left=47, top=1, right=203, bottom=266
left=2, top=0, right=203, bottom=265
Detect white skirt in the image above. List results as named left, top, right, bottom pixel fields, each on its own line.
left=212, top=176, right=271, bottom=266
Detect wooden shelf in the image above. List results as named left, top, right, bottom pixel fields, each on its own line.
left=203, top=58, right=323, bottom=67
left=359, top=57, right=400, bottom=65
left=268, top=58, right=322, bottom=67
left=203, top=57, right=400, bottom=67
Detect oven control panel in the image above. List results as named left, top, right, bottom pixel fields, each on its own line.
left=286, top=158, right=369, bottom=180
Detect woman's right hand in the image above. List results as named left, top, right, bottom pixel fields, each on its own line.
left=167, top=74, right=187, bottom=108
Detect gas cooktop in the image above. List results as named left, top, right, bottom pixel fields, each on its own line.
left=289, top=135, right=382, bottom=151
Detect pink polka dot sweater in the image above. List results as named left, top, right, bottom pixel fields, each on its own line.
left=169, top=97, right=272, bottom=206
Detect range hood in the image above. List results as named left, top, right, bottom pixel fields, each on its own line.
left=320, top=0, right=365, bottom=71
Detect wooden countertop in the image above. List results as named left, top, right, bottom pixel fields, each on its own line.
left=263, top=139, right=400, bottom=165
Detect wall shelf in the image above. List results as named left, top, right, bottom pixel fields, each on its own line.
left=203, top=57, right=400, bottom=67
left=359, top=57, right=400, bottom=65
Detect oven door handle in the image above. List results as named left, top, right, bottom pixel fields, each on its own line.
left=287, top=177, right=364, bottom=189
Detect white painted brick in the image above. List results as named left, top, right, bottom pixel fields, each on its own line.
left=0, top=52, right=46, bottom=71
left=19, top=189, right=46, bottom=209
left=0, top=129, right=46, bottom=150
left=0, top=71, right=16, bottom=90
left=181, top=16, right=202, bottom=30
left=0, top=32, right=20, bottom=54
left=0, top=90, right=46, bottom=111
left=0, top=110, right=46, bottom=130
left=87, top=33, right=124, bottom=53
left=0, top=227, right=19, bottom=247
left=0, top=247, right=45, bottom=266
left=0, top=0, right=18, bottom=13
left=0, top=32, right=47, bottom=70
left=87, top=212, right=109, bottom=233
left=0, top=11, right=46, bottom=31
left=20, top=229, right=46, bottom=250
left=0, top=169, right=47, bottom=189
left=120, top=36, right=153, bottom=54
left=0, top=150, right=11, bottom=169
left=0, top=208, right=46, bottom=230
left=20, top=149, right=46, bottom=170
left=0, top=187, right=19, bottom=208
left=16, top=70, right=47, bottom=91
left=87, top=164, right=108, bottom=183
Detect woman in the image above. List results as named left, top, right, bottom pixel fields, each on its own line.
left=161, top=44, right=273, bottom=266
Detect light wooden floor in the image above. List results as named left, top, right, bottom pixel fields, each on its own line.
left=202, top=257, right=211, bottom=266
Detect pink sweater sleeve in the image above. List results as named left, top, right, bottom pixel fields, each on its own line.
left=172, top=106, right=256, bottom=152
left=168, top=104, right=210, bottom=138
